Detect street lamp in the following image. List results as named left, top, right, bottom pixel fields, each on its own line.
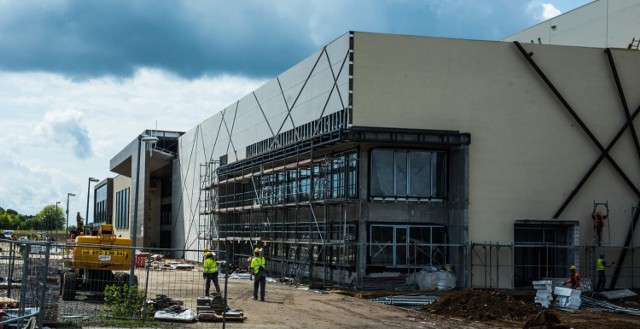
left=129, top=134, right=159, bottom=287
left=86, top=177, right=100, bottom=230
left=65, top=193, right=76, bottom=239
left=56, top=201, right=60, bottom=240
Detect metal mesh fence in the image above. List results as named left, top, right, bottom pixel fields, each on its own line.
left=0, top=240, right=57, bottom=328
left=2, top=238, right=638, bottom=328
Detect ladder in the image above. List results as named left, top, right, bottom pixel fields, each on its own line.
left=629, top=37, right=640, bottom=50
left=294, top=245, right=313, bottom=285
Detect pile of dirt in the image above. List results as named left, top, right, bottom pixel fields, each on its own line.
left=522, top=311, right=569, bottom=329
left=422, top=289, right=541, bottom=321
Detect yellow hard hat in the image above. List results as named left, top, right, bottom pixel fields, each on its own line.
left=569, top=265, right=576, bottom=270
left=204, top=251, right=212, bottom=257
left=254, top=247, right=261, bottom=253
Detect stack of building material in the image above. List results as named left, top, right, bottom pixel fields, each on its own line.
left=197, top=309, right=245, bottom=322
left=147, top=294, right=184, bottom=314
left=367, top=295, right=439, bottom=309
left=196, top=296, right=245, bottom=322
left=554, top=286, right=581, bottom=309
left=532, top=280, right=553, bottom=308
left=196, top=295, right=226, bottom=313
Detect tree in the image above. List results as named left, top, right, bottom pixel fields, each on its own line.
left=0, top=208, right=23, bottom=230
left=35, top=205, right=65, bottom=231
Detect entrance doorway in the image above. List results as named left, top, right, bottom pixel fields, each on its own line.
left=513, top=220, right=579, bottom=287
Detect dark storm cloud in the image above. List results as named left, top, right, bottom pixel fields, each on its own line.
left=0, top=0, right=542, bottom=80
left=0, top=1, right=314, bottom=79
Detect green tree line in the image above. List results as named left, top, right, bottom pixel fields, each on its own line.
left=0, top=205, right=65, bottom=231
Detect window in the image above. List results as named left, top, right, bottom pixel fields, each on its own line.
left=115, top=188, right=129, bottom=229
left=370, top=224, right=446, bottom=268
left=95, top=185, right=108, bottom=224
left=161, top=204, right=171, bottom=225
left=217, top=150, right=358, bottom=209
left=370, top=149, right=446, bottom=199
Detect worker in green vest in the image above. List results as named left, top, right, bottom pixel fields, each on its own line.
left=251, top=247, right=267, bottom=301
left=596, top=252, right=614, bottom=292
left=203, top=251, right=220, bottom=296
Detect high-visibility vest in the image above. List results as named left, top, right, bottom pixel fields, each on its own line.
left=597, top=258, right=606, bottom=271
left=251, top=256, right=266, bottom=274
left=203, top=257, right=218, bottom=273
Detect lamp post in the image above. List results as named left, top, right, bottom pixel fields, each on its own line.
left=55, top=201, right=60, bottom=240
left=129, top=134, right=159, bottom=287
left=65, top=193, right=76, bottom=240
left=86, top=177, right=100, bottom=230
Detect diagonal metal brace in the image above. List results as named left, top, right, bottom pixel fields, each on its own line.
left=513, top=42, right=640, bottom=210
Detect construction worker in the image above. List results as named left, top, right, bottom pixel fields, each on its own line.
left=562, top=265, right=582, bottom=289
left=203, top=251, right=220, bottom=296
left=596, top=252, right=615, bottom=292
left=592, top=209, right=607, bottom=246
left=251, top=247, right=267, bottom=301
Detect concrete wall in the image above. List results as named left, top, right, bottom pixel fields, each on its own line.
left=502, top=0, right=640, bottom=48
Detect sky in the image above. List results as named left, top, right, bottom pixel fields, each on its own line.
left=0, top=0, right=592, bottom=218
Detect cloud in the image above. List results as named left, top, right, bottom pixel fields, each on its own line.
left=0, top=1, right=314, bottom=80
left=541, top=3, right=562, bottom=20
left=0, top=69, right=264, bottom=214
left=0, top=158, right=66, bottom=216
left=527, top=2, right=563, bottom=22
left=34, top=109, right=93, bottom=159
left=0, top=0, right=561, bottom=80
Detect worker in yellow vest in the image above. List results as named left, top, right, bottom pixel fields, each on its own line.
left=596, top=252, right=614, bottom=292
left=203, top=251, right=220, bottom=296
left=251, top=247, right=267, bottom=301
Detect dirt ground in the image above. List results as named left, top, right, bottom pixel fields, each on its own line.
left=53, top=259, right=639, bottom=329
left=138, top=275, right=640, bottom=329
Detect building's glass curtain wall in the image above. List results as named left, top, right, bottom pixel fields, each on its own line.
left=218, top=150, right=358, bottom=210
left=369, top=224, right=446, bottom=268
left=115, top=188, right=129, bottom=229
left=95, top=184, right=108, bottom=224
left=370, top=149, right=446, bottom=199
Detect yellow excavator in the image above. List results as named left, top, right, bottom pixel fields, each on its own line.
left=61, top=224, right=137, bottom=300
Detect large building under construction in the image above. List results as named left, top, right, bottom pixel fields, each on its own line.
left=110, top=1, right=640, bottom=290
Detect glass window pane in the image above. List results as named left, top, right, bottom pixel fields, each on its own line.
left=370, top=150, right=394, bottom=196
left=434, top=152, right=447, bottom=197
left=395, top=152, right=407, bottom=196
left=348, top=151, right=358, bottom=198
left=409, top=152, right=431, bottom=197
left=370, top=225, right=393, bottom=265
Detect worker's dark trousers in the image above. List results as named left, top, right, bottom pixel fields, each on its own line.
left=205, top=272, right=221, bottom=296
left=253, top=274, right=266, bottom=301
left=596, top=270, right=606, bottom=292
